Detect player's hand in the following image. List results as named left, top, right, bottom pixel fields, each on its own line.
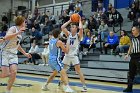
left=18, top=27, right=26, bottom=34
left=25, top=53, right=32, bottom=58
left=79, top=15, right=81, bottom=22
left=69, top=17, right=72, bottom=23
left=124, top=54, right=129, bottom=60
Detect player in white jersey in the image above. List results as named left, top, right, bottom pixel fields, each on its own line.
left=61, top=15, right=87, bottom=92
left=0, top=16, right=31, bottom=93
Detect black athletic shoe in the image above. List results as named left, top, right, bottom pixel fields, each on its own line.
left=123, top=87, right=132, bottom=92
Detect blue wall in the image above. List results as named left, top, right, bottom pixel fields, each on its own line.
left=103, top=0, right=134, bottom=9
left=115, top=0, right=134, bottom=9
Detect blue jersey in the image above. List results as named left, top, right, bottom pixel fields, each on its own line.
left=49, top=38, right=62, bottom=62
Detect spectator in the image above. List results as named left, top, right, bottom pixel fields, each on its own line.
left=115, top=30, right=131, bottom=55
left=133, top=17, right=140, bottom=28
left=40, top=41, right=49, bottom=66
left=128, top=3, right=137, bottom=21
left=80, top=30, right=96, bottom=55
left=26, top=11, right=33, bottom=29
left=104, top=31, right=119, bottom=54
left=105, top=7, right=112, bottom=17
left=68, top=2, right=75, bottom=15
left=98, top=20, right=109, bottom=42
left=49, top=13, right=56, bottom=24
left=97, top=2, right=106, bottom=13
left=88, top=15, right=98, bottom=32
left=42, top=15, right=53, bottom=35
left=82, top=17, right=88, bottom=34
left=40, top=12, right=46, bottom=24
left=91, top=0, right=98, bottom=12
left=28, top=11, right=33, bottom=20
left=0, top=22, right=8, bottom=37
left=1, top=13, right=8, bottom=24
left=108, top=7, right=123, bottom=27
left=28, top=42, right=41, bottom=65
left=60, top=10, right=70, bottom=24
left=75, top=1, right=82, bottom=11
left=95, top=10, right=107, bottom=25
left=34, top=6, right=38, bottom=17
left=108, top=3, right=113, bottom=11
left=135, top=0, right=140, bottom=18
left=32, top=20, right=41, bottom=31
left=75, top=1, right=83, bottom=17
left=30, top=27, right=42, bottom=43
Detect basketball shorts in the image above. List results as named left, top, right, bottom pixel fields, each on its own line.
left=0, top=51, right=18, bottom=67
left=63, top=56, right=80, bottom=66
left=48, top=60, right=64, bottom=72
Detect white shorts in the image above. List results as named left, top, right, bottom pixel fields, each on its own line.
left=63, top=56, right=80, bottom=66
left=0, top=51, right=18, bottom=67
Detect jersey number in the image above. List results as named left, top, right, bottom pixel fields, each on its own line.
left=70, top=40, right=74, bottom=45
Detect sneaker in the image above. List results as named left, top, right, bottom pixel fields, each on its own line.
left=42, top=84, right=49, bottom=91
left=123, top=87, right=132, bottom=92
left=64, top=85, right=74, bottom=93
left=5, top=90, right=12, bottom=93
left=44, top=64, right=49, bottom=66
left=81, top=86, right=87, bottom=92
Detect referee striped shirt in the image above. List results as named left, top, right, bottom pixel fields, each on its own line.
left=131, top=35, right=140, bottom=53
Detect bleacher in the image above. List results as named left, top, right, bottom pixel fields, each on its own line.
left=17, top=1, right=140, bottom=84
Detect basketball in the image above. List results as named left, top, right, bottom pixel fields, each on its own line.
left=70, top=13, right=80, bottom=22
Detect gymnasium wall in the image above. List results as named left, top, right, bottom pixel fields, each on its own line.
left=0, top=0, right=29, bottom=20
left=38, top=0, right=72, bottom=6
left=38, top=0, right=92, bottom=18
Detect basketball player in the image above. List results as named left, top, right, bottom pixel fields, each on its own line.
left=42, top=29, right=74, bottom=92
left=0, top=16, right=31, bottom=93
left=61, top=16, right=87, bottom=92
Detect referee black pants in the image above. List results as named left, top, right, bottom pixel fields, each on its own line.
left=128, top=53, right=140, bottom=88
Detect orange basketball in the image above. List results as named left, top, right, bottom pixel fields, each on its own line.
left=70, top=13, right=80, bottom=22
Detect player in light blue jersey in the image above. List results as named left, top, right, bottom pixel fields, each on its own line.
left=42, top=29, right=74, bottom=92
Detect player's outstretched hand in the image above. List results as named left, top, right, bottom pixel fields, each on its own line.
left=79, top=14, right=81, bottom=22
left=25, top=53, right=32, bottom=58
left=18, top=27, right=26, bottom=34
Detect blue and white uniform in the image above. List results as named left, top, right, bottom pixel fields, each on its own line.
left=63, top=33, right=80, bottom=66
left=0, top=26, right=22, bottom=67
left=49, top=38, right=63, bottom=72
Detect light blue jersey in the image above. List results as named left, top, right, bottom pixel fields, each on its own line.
left=49, top=38, right=63, bottom=71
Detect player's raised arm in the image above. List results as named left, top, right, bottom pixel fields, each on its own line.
left=61, top=19, right=71, bottom=37
left=57, top=40, right=69, bottom=54
left=3, top=26, right=25, bottom=41
left=78, top=16, right=83, bottom=41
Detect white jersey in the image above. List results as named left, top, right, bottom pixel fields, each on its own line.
left=65, top=33, right=80, bottom=57
left=1, top=26, right=22, bottom=54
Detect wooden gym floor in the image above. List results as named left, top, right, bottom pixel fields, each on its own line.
left=0, top=73, right=140, bottom=93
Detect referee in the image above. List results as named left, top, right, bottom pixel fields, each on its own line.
left=123, top=26, right=140, bottom=92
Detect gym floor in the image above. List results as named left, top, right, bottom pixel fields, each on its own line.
left=0, top=73, right=140, bottom=93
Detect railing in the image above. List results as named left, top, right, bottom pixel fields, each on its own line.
left=38, top=0, right=90, bottom=16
